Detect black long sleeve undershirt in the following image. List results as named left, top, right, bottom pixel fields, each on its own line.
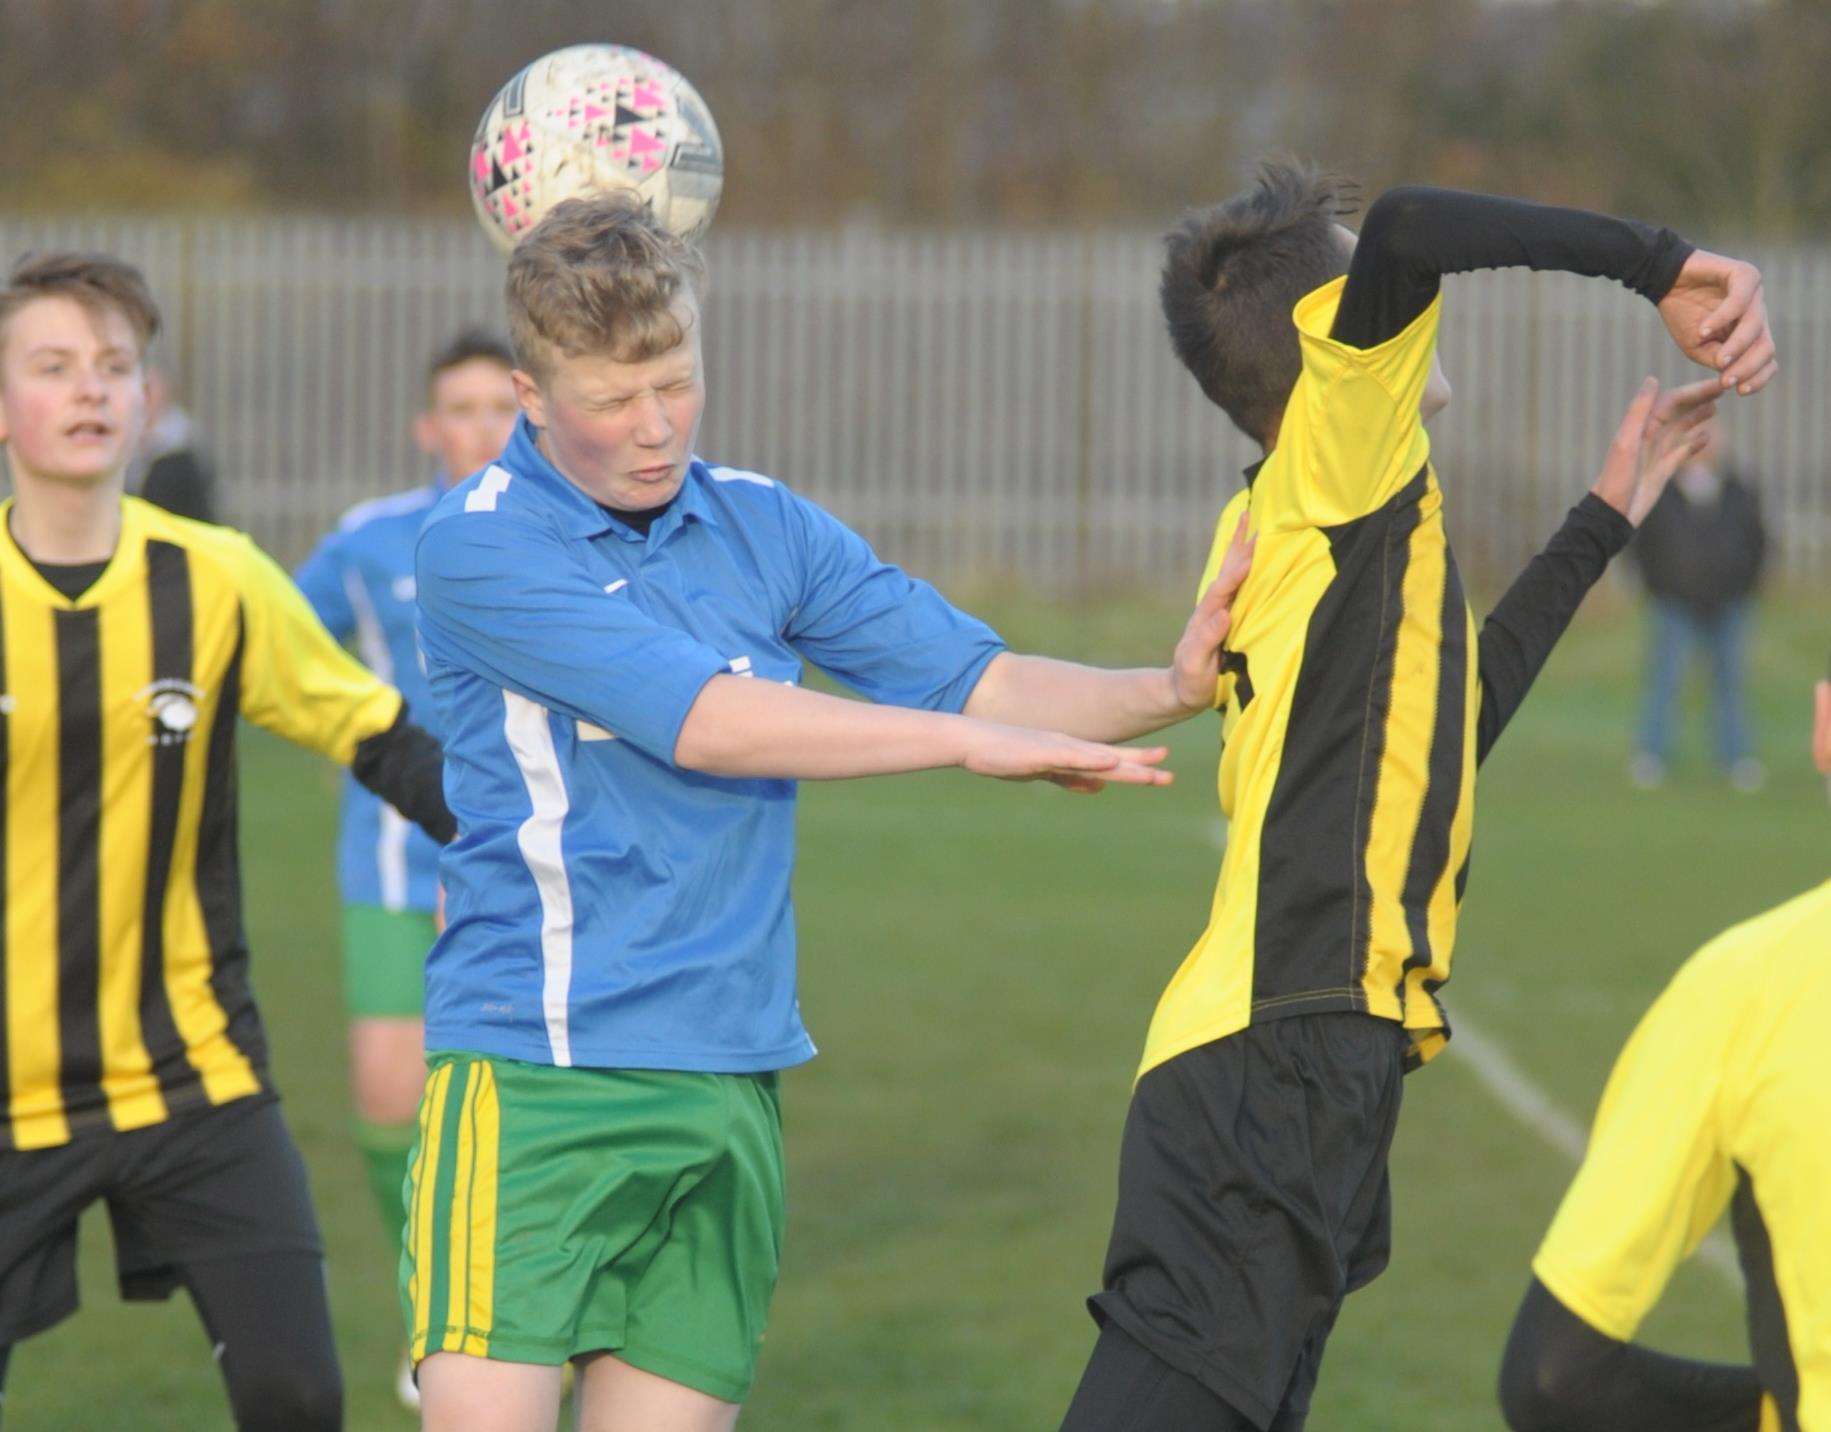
left=1331, top=186, right=1694, bottom=349
left=1476, top=494, right=1632, bottom=765
left=1499, top=1278, right=1765, bottom=1432
left=349, top=706, right=456, bottom=846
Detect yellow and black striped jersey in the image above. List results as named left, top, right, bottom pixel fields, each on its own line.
left=0, top=496, right=402, bottom=1150
left=1141, top=277, right=1478, bottom=1078
left=1534, top=880, right=1831, bottom=1430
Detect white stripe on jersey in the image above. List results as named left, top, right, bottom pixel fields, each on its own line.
left=342, top=569, right=394, bottom=681
left=502, top=691, right=575, bottom=1066
left=707, top=466, right=775, bottom=487
left=337, top=484, right=436, bottom=532
left=377, top=803, right=410, bottom=910
left=466, top=465, right=514, bottom=513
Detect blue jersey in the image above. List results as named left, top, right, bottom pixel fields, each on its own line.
left=295, top=482, right=446, bottom=912
left=416, top=417, right=1004, bottom=1071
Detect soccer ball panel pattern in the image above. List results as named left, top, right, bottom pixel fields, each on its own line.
left=469, top=43, right=724, bottom=253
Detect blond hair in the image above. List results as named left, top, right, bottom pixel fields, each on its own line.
left=505, top=195, right=706, bottom=382
left=0, top=251, right=162, bottom=359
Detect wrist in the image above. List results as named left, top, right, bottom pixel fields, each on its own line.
left=1163, top=665, right=1205, bottom=719
left=946, top=712, right=985, bottom=771
left=1575, top=491, right=1635, bottom=548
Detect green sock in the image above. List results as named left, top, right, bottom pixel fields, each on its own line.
left=353, top=1119, right=418, bottom=1253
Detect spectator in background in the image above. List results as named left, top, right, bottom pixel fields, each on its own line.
left=130, top=358, right=218, bottom=522
left=1628, top=416, right=1767, bottom=792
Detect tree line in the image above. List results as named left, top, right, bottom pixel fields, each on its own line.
left=3, top=0, right=1825, bottom=237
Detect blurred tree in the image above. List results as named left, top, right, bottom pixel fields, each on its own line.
left=0, top=0, right=1824, bottom=235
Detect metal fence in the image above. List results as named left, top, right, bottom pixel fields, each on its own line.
left=2, top=214, right=1826, bottom=594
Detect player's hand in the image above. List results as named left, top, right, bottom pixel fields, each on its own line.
left=1656, top=249, right=1778, bottom=395
left=1590, top=376, right=1718, bottom=527
left=960, top=722, right=1172, bottom=795
left=1170, top=512, right=1255, bottom=713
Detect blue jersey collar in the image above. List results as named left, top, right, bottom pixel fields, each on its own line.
left=503, top=415, right=716, bottom=542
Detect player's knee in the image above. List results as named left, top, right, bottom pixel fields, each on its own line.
left=353, top=1073, right=422, bottom=1126
left=228, top=1358, right=343, bottom=1432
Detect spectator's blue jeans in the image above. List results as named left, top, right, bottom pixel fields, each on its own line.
left=1636, top=597, right=1753, bottom=767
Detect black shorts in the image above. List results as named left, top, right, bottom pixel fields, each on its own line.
left=1088, top=1013, right=1406, bottom=1431
left=0, top=1094, right=324, bottom=1345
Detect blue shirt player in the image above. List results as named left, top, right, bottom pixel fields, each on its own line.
left=402, top=196, right=1256, bottom=1432
left=293, top=330, right=519, bottom=1412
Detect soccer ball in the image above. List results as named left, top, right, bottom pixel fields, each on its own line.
left=469, top=44, right=724, bottom=253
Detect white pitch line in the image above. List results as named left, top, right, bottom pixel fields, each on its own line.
left=1449, top=1013, right=1742, bottom=1288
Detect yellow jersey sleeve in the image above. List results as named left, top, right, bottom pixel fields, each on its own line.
left=1255, top=276, right=1443, bottom=531
left=1531, top=948, right=1747, bottom=1341
left=232, top=534, right=402, bottom=763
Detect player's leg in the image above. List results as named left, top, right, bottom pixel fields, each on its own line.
left=0, top=1131, right=115, bottom=1417
left=571, top=1352, right=740, bottom=1432
left=418, top=1352, right=565, bottom=1432
left=1708, top=600, right=1761, bottom=788
left=1633, top=596, right=1686, bottom=781
left=180, top=1252, right=342, bottom=1432
left=580, top=1070, right=786, bottom=1427
left=1266, top=1114, right=1397, bottom=1432
left=1061, top=1320, right=1258, bottom=1431
left=343, top=903, right=433, bottom=1238
left=344, top=901, right=435, bottom=1407
left=105, top=1096, right=341, bottom=1431
left=1069, top=1015, right=1405, bottom=1432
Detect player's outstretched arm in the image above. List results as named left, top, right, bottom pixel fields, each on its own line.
left=1499, top=1279, right=1769, bottom=1432
left=959, top=514, right=1255, bottom=742
left=1333, top=187, right=1775, bottom=394
left=674, top=675, right=1171, bottom=794
left=1475, top=378, right=1717, bottom=763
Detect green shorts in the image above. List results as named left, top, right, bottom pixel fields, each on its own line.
left=341, top=903, right=435, bottom=1019
left=400, top=1053, right=785, bottom=1404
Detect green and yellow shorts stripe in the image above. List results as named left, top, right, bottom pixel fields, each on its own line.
left=400, top=1052, right=785, bottom=1404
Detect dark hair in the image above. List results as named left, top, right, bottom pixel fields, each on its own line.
left=425, top=327, right=513, bottom=401
left=506, top=193, right=706, bottom=382
left=1160, top=161, right=1355, bottom=445
left=0, top=251, right=162, bottom=356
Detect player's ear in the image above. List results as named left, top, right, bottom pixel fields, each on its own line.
left=411, top=410, right=438, bottom=458
left=510, top=367, right=545, bottom=428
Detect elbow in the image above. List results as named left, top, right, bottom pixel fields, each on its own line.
left=1498, top=1344, right=1572, bottom=1432
left=1357, top=186, right=1440, bottom=261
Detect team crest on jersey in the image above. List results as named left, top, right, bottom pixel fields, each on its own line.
left=138, top=678, right=204, bottom=746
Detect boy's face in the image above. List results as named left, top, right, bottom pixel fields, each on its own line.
left=1336, top=224, right=1452, bottom=425
left=0, top=294, right=146, bottom=488
left=415, top=357, right=519, bottom=485
left=512, top=296, right=706, bottom=511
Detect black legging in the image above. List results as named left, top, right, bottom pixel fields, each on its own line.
left=1061, top=1321, right=1260, bottom=1432
left=0, top=1252, right=341, bottom=1432
left=185, top=1251, right=343, bottom=1431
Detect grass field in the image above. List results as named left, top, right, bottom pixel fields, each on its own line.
left=6, top=588, right=1824, bottom=1430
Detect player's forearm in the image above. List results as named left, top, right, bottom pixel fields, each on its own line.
left=349, top=708, right=458, bottom=844
left=1476, top=495, right=1632, bottom=764
left=960, top=652, right=1192, bottom=742
left=1499, top=1279, right=1765, bottom=1432
left=674, top=673, right=978, bottom=779
left=1333, top=187, right=1694, bottom=348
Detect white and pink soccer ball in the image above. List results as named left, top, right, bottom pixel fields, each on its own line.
left=469, top=44, right=725, bottom=253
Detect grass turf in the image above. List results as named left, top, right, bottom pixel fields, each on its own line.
left=6, top=589, right=1822, bottom=1429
